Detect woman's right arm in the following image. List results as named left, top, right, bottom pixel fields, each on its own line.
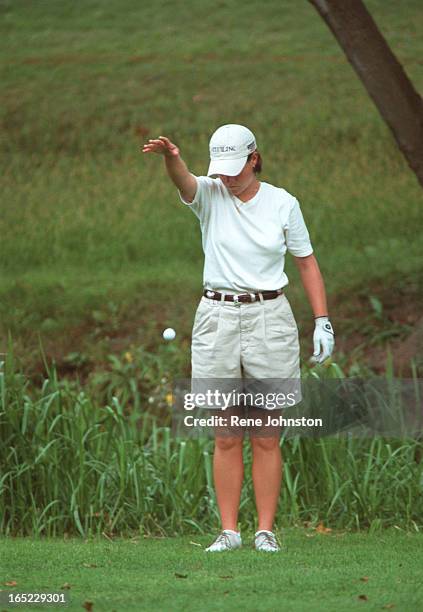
left=142, top=136, right=197, bottom=203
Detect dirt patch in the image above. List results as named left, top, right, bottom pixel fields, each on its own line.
left=328, top=277, right=423, bottom=375
left=369, top=316, right=423, bottom=375
left=3, top=277, right=422, bottom=382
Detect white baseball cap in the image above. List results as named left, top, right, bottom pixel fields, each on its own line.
left=207, top=124, right=257, bottom=177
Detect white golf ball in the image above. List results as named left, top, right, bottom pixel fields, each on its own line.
left=163, top=327, right=176, bottom=341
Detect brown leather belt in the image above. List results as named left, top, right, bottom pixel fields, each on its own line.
left=203, top=288, right=284, bottom=303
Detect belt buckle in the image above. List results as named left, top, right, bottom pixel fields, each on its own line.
left=233, top=294, right=240, bottom=306
left=236, top=293, right=251, bottom=304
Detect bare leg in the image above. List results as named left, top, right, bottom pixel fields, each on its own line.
left=250, top=436, right=282, bottom=531
left=213, top=435, right=244, bottom=531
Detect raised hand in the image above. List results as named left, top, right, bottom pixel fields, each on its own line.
left=141, top=134, right=196, bottom=200
left=141, top=136, right=180, bottom=158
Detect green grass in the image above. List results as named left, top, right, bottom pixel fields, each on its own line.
left=1, top=0, right=422, bottom=347
left=1, top=531, right=423, bottom=611
left=1, top=9, right=422, bottom=606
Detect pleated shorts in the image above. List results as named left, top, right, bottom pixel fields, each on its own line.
left=190, top=292, right=302, bottom=410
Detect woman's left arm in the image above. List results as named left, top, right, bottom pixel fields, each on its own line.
left=293, top=254, right=328, bottom=318
left=293, top=254, right=335, bottom=363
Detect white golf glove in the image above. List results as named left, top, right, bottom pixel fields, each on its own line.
left=310, top=316, right=335, bottom=364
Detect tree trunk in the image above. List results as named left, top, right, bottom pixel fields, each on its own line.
left=309, top=0, right=423, bottom=188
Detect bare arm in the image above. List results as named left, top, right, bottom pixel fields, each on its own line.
left=293, top=254, right=329, bottom=319
left=142, top=136, right=197, bottom=202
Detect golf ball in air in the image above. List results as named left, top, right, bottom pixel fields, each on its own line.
left=163, top=328, right=176, bottom=341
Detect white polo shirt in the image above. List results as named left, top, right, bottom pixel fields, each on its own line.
left=179, top=176, right=313, bottom=293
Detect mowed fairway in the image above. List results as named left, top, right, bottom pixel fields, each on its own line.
left=1, top=530, right=423, bottom=611
left=0, top=0, right=422, bottom=349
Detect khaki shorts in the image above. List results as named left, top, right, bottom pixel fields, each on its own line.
left=190, top=292, right=302, bottom=410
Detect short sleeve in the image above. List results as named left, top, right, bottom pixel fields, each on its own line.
left=284, top=198, right=314, bottom=257
left=178, top=176, right=215, bottom=222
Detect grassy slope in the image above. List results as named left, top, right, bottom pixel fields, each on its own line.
left=1, top=531, right=423, bottom=611
left=0, top=0, right=422, bottom=353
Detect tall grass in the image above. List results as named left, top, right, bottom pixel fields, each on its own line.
left=1, top=345, right=422, bottom=537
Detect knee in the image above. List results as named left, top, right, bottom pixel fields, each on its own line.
left=251, top=436, right=281, bottom=453
left=214, top=436, right=243, bottom=452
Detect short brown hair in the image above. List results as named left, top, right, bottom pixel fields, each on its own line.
left=247, top=151, right=262, bottom=174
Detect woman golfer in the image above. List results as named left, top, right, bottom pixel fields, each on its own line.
left=142, top=124, right=335, bottom=552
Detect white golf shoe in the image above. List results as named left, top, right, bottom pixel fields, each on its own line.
left=205, top=530, right=242, bottom=552
left=254, top=530, right=280, bottom=552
